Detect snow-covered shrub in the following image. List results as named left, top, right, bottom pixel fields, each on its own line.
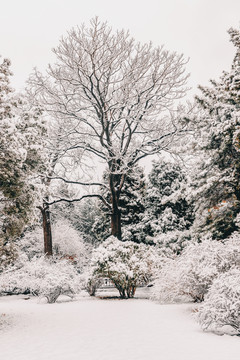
left=0, top=238, right=18, bottom=273
left=17, top=227, right=43, bottom=260
left=89, top=236, right=159, bottom=298
left=52, top=220, right=91, bottom=270
left=0, top=256, right=82, bottom=303
left=83, top=273, right=103, bottom=296
left=153, top=229, right=192, bottom=256
left=17, top=220, right=91, bottom=270
left=151, top=237, right=240, bottom=303
left=198, top=268, right=240, bottom=335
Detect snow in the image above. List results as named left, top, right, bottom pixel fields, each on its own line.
left=0, top=290, right=240, bottom=360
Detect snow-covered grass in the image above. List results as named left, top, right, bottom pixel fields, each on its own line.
left=0, top=290, right=240, bottom=360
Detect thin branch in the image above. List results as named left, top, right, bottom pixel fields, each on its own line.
left=44, top=175, right=108, bottom=189
left=45, top=194, right=111, bottom=210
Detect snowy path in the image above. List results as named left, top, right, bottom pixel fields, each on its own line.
left=0, top=292, right=240, bottom=360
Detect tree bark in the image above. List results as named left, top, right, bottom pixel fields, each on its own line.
left=39, top=205, right=53, bottom=256
left=111, top=208, right=122, bottom=240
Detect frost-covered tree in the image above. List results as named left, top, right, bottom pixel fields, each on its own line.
left=71, top=199, right=98, bottom=244
left=89, top=236, right=159, bottom=298
left=0, top=57, right=46, bottom=270
left=146, top=160, right=194, bottom=235
left=190, top=28, right=240, bottom=239
left=29, top=17, right=189, bottom=241
left=138, top=159, right=194, bottom=252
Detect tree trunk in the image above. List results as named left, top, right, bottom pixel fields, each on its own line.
left=111, top=209, right=122, bottom=240
left=39, top=205, right=53, bottom=256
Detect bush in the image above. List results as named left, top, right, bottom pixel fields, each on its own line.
left=89, top=236, right=159, bottom=298
left=17, top=220, right=91, bottom=271
left=151, top=236, right=240, bottom=303
left=153, top=229, right=192, bottom=256
left=84, top=274, right=103, bottom=296
left=198, top=268, right=240, bottom=335
left=0, top=256, right=82, bottom=303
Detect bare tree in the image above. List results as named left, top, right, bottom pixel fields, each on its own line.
left=29, top=17, right=189, bottom=240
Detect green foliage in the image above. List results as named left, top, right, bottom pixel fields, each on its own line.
left=144, top=160, right=194, bottom=240
left=191, top=28, right=240, bottom=239
left=0, top=57, right=46, bottom=270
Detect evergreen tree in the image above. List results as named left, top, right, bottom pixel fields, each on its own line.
left=144, top=159, right=194, bottom=238
left=191, top=28, right=240, bottom=239
left=0, top=57, right=46, bottom=270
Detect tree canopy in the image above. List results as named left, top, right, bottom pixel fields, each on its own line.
left=29, top=17, right=189, bottom=239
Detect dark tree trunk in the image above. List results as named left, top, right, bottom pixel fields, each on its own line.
left=109, top=167, right=124, bottom=240
left=39, top=205, right=53, bottom=256
left=111, top=208, right=122, bottom=240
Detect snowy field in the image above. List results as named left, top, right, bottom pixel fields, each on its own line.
left=0, top=289, right=240, bottom=360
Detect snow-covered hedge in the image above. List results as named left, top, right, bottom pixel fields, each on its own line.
left=0, top=256, right=82, bottom=303
left=151, top=237, right=240, bottom=303
left=89, top=236, right=159, bottom=298
left=198, top=268, right=240, bottom=335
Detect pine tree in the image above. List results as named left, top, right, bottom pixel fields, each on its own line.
left=144, top=159, right=194, bottom=238
left=0, top=57, right=46, bottom=270
left=191, top=28, right=240, bottom=239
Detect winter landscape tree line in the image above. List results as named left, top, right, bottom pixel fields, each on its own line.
left=1, top=18, right=240, bottom=334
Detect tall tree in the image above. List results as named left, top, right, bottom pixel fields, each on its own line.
left=29, top=18, right=189, bottom=240
left=190, top=28, right=240, bottom=239
left=0, top=57, right=46, bottom=269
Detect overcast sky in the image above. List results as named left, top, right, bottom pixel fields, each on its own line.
left=1, top=0, right=240, bottom=99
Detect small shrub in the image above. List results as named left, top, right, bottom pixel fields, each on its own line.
left=85, top=275, right=103, bottom=296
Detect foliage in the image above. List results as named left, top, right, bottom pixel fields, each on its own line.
left=89, top=236, right=159, bottom=298
left=145, top=160, right=194, bottom=237
left=83, top=272, right=103, bottom=296
left=151, top=236, right=240, bottom=303
left=153, top=229, right=193, bottom=256
left=190, top=28, right=240, bottom=239
left=198, top=268, right=240, bottom=335
left=0, top=256, right=82, bottom=303
left=0, top=57, right=46, bottom=270
left=71, top=199, right=100, bottom=245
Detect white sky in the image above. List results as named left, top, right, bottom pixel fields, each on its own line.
left=0, top=0, right=240, bottom=99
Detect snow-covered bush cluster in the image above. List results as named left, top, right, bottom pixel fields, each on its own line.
left=0, top=256, right=82, bottom=303
left=151, top=233, right=240, bottom=334
left=151, top=236, right=240, bottom=303
left=87, top=236, right=160, bottom=298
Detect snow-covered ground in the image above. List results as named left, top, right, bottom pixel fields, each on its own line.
left=0, top=289, right=240, bottom=360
